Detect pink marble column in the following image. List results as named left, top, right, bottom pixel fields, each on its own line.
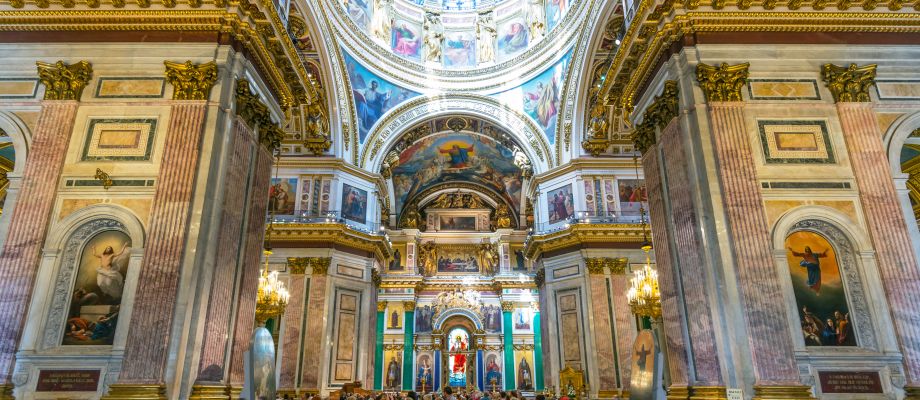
left=589, top=273, right=618, bottom=391
left=642, top=143, right=691, bottom=389
left=659, top=120, right=722, bottom=386
left=300, top=273, right=329, bottom=391
left=278, top=273, right=306, bottom=390
left=194, top=118, right=256, bottom=385
left=609, top=273, right=636, bottom=390
left=0, top=101, right=79, bottom=384
left=836, top=103, right=920, bottom=385
left=708, top=103, right=800, bottom=386
left=118, top=102, right=209, bottom=383
left=228, top=144, right=273, bottom=388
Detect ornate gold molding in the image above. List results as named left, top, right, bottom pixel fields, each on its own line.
left=236, top=79, right=284, bottom=152
left=752, top=385, right=815, bottom=399
left=512, top=344, right=535, bottom=351
left=287, top=257, right=329, bottom=275
left=525, top=223, right=652, bottom=259
left=269, top=223, right=392, bottom=265
left=696, top=62, right=750, bottom=102
left=585, top=259, right=607, bottom=275
left=690, top=386, right=728, bottom=399
left=94, top=168, right=113, bottom=189
left=371, top=268, right=381, bottom=287
left=377, top=301, right=388, bottom=312
left=582, top=103, right=612, bottom=156
left=403, top=300, right=416, bottom=311
left=188, top=384, right=230, bottom=400
left=586, top=257, right=629, bottom=275
left=100, top=383, right=167, bottom=400
left=164, top=60, right=217, bottom=101
left=822, top=63, right=877, bottom=103
left=501, top=301, right=514, bottom=312
left=36, top=60, right=91, bottom=101
left=633, top=80, right=680, bottom=154
left=310, top=257, right=331, bottom=276
left=534, top=268, right=545, bottom=287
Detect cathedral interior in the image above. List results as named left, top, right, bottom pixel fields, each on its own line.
left=0, top=0, right=919, bottom=399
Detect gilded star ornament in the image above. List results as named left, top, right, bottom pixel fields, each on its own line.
left=822, top=63, right=877, bottom=103
left=36, top=60, right=92, bottom=101
left=164, top=60, right=218, bottom=101
left=696, top=62, right=750, bottom=102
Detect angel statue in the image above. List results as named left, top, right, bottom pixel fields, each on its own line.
left=423, top=12, right=444, bottom=63
left=479, top=242, right=499, bottom=276
left=370, top=0, right=394, bottom=44
left=525, top=0, right=546, bottom=41
left=476, top=12, right=497, bottom=64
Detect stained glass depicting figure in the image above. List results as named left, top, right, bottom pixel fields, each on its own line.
left=447, top=328, right=469, bottom=387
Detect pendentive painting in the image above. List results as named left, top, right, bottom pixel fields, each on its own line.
left=785, top=231, right=856, bottom=347
left=343, top=51, right=421, bottom=143
left=269, top=178, right=297, bottom=215
left=341, top=183, right=368, bottom=224
left=64, top=230, right=131, bottom=345
left=546, top=184, right=574, bottom=224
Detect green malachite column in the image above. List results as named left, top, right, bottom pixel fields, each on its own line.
left=502, top=302, right=515, bottom=391
left=403, top=301, right=417, bottom=391
left=375, top=301, right=386, bottom=390
left=533, top=309, right=544, bottom=391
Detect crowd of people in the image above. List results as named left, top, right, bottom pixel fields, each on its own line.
left=275, top=386, right=618, bottom=400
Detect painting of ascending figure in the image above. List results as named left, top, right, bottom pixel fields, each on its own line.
left=785, top=230, right=855, bottom=347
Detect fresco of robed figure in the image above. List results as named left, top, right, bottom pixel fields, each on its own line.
left=63, top=230, right=131, bottom=345
left=785, top=230, right=855, bottom=347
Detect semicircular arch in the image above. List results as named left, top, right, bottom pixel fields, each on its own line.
left=435, top=310, right=483, bottom=333
left=362, top=95, right=554, bottom=173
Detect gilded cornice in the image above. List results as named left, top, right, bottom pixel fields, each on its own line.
left=585, top=257, right=629, bottom=275
left=378, top=279, right=535, bottom=292
left=822, top=63, right=877, bottom=103
left=287, top=257, right=330, bottom=275
left=164, top=60, right=217, bottom=101
left=36, top=60, right=92, bottom=100
left=0, top=5, right=315, bottom=109
left=595, top=1, right=920, bottom=120
left=696, top=62, right=749, bottom=102
left=530, top=157, right=642, bottom=187
left=269, top=223, right=393, bottom=264
left=524, top=223, right=652, bottom=259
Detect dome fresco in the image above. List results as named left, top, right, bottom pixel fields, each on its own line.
left=341, top=0, right=570, bottom=69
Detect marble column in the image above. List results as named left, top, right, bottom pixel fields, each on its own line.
left=501, top=302, right=515, bottom=391
left=659, top=119, right=723, bottom=391
left=190, top=118, right=256, bottom=399
left=299, top=264, right=330, bottom=392
left=277, top=258, right=311, bottom=392
left=0, top=61, right=90, bottom=397
left=374, top=301, right=386, bottom=390
left=586, top=265, right=618, bottom=393
left=402, top=301, right=416, bottom=390
left=642, top=144, right=691, bottom=398
left=609, top=270, right=636, bottom=392
left=827, top=69, right=920, bottom=391
left=227, top=144, right=273, bottom=396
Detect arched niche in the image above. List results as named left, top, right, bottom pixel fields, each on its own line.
left=435, top=310, right=484, bottom=333
left=771, top=206, right=880, bottom=354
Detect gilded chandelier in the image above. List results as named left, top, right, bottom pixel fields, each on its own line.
left=255, top=249, right=290, bottom=326
left=626, top=245, right=661, bottom=320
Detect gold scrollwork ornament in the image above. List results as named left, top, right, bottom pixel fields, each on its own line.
left=36, top=60, right=92, bottom=101
left=822, top=63, right=877, bottom=103
left=696, top=62, right=750, bottom=102
left=164, top=60, right=218, bottom=101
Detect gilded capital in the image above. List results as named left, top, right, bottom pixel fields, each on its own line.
left=311, top=258, right=331, bottom=276
left=501, top=301, right=514, bottom=312
left=632, top=80, right=679, bottom=154
left=610, top=257, right=628, bottom=275
left=534, top=268, right=545, bottom=287
left=696, top=62, right=750, bottom=102
left=36, top=60, right=92, bottom=101
left=403, top=301, right=416, bottom=311
left=287, top=257, right=310, bottom=275
left=164, top=60, right=218, bottom=101
left=822, top=63, right=877, bottom=103
left=632, top=120, right=656, bottom=155
left=260, top=123, right=285, bottom=153
left=585, top=259, right=607, bottom=275
left=377, top=301, right=388, bottom=312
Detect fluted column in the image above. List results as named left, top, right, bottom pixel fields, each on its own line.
left=823, top=63, right=920, bottom=396
left=609, top=269, right=636, bottom=392
left=276, top=258, right=313, bottom=392
left=642, top=144, right=691, bottom=397
left=0, top=60, right=91, bottom=397
left=586, top=263, right=618, bottom=393
left=189, top=118, right=256, bottom=400
left=299, top=263, right=330, bottom=392
left=659, top=119, right=723, bottom=393
left=698, top=62, right=810, bottom=399
left=227, top=144, right=273, bottom=397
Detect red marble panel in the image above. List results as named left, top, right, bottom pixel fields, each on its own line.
left=0, top=102, right=78, bottom=382
left=837, top=103, right=920, bottom=384
left=708, top=103, right=799, bottom=384
left=195, top=119, right=255, bottom=383
left=118, top=103, right=209, bottom=383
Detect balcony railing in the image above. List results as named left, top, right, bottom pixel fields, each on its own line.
left=267, top=210, right=384, bottom=235
left=530, top=209, right=647, bottom=235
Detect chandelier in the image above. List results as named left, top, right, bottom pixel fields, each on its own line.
left=626, top=244, right=661, bottom=320
left=255, top=250, right=290, bottom=326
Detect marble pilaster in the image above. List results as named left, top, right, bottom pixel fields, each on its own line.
left=836, top=102, right=920, bottom=385
left=610, top=273, right=636, bottom=390
left=707, top=102, right=801, bottom=387
left=278, top=272, right=307, bottom=390
left=299, top=273, right=329, bottom=391
left=193, top=118, right=256, bottom=390
left=659, top=120, right=722, bottom=387
left=227, top=145, right=273, bottom=388
left=0, top=101, right=79, bottom=384
left=114, top=102, right=209, bottom=387
left=588, top=272, right=618, bottom=392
